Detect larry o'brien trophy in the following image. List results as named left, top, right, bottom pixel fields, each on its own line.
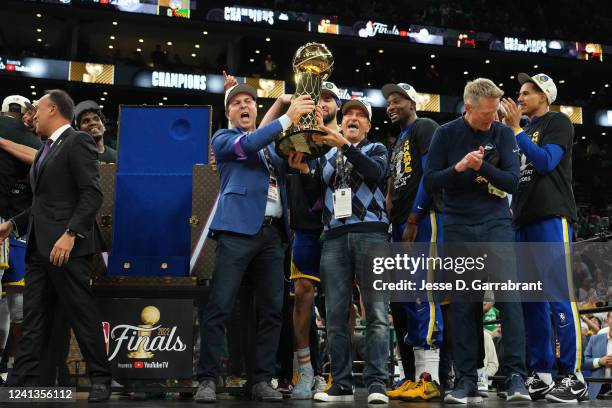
left=126, top=305, right=161, bottom=359
left=275, top=42, right=334, bottom=159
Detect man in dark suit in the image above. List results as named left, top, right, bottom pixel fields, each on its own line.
left=0, top=89, right=111, bottom=402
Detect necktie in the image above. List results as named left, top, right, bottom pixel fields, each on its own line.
left=35, top=139, right=53, bottom=174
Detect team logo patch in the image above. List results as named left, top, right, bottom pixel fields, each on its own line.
left=538, top=74, right=550, bottom=82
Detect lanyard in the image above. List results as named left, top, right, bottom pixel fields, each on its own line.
left=261, top=147, right=276, bottom=178
left=334, top=149, right=354, bottom=189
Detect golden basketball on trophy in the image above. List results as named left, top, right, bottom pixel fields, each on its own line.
left=127, top=306, right=161, bottom=359
left=275, top=42, right=334, bottom=159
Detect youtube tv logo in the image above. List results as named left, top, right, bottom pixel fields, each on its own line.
left=133, top=361, right=144, bottom=369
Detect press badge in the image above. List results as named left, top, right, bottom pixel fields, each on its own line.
left=268, top=176, right=279, bottom=202
left=333, top=188, right=352, bottom=219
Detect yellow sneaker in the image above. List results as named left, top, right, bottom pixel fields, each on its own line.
left=291, top=370, right=298, bottom=386
left=324, top=374, right=333, bottom=392
left=386, top=379, right=416, bottom=398
left=398, top=372, right=441, bottom=401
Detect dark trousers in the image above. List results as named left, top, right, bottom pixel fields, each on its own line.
left=38, top=306, right=71, bottom=386
left=444, top=219, right=527, bottom=385
left=198, top=225, right=285, bottom=384
left=226, top=283, right=253, bottom=378
left=11, top=252, right=110, bottom=386
left=439, top=302, right=454, bottom=389
left=390, top=302, right=415, bottom=381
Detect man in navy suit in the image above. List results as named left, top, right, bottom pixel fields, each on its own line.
left=195, top=83, right=314, bottom=403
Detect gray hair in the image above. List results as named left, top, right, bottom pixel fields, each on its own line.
left=463, top=78, right=503, bottom=105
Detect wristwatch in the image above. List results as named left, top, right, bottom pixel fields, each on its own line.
left=65, top=228, right=77, bottom=237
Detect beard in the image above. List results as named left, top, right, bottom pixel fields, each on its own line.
left=323, top=112, right=336, bottom=126
left=91, top=132, right=103, bottom=143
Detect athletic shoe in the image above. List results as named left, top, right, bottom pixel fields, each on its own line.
left=505, top=373, right=531, bottom=402
left=477, top=370, right=488, bottom=398
left=224, top=376, right=245, bottom=388
left=313, top=375, right=327, bottom=394
left=194, top=379, right=216, bottom=403
left=275, top=378, right=293, bottom=397
left=324, top=374, right=333, bottom=392
left=291, top=370, right=298, bottom=386
left=398, top=372, right=441, bottom=401
left=252, top=381, right=283, bottom=402
left=313, top=383, right=354, bottom=402
left=386, top=378, right=416, bottom=398
left=545, top=374, right=588, bottom=403
left=525, top=373, right=555, bottom=400
left=444, top=378, right=482, bottom=404
left=367, top=383, right=389, bottom=404
left=291, top=367, right=315, bottom=400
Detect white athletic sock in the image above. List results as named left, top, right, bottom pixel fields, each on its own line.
left=536, top=372, right=553, bottom=385
left=574, top=371, right=584, bottom=383
left=297, top=347, right=312, bottom=371
left=414, top=348, right=440, bottom=383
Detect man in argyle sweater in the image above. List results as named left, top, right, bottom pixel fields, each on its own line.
left=289, top=99, right=389, bottom=404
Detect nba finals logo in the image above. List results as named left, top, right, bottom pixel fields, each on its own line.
left=103, top=305, right=187, bottom=361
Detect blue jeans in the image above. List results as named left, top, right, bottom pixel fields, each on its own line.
left=320, top=232, right=389, bottom=388
left=444, top=218, right=527, bottom=384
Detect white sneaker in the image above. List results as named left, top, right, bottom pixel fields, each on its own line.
left=313, top=383, right=354, bottom=402
left=313, top=375, right=327, bottom=394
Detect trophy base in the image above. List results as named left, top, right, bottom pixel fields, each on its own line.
left=275, top=129, right=331, bottom=160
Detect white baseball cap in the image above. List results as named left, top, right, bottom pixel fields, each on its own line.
left=381, top=83, right=418, bottom=103
left=321, top=81, right=341, bottom=100
left=518, top=73, right=557, bottom=104
left=224, top=83, right=257, bottom=109
left=2, top=95, right=31, bottom=113
left=341, top=99, right=372, bottom=121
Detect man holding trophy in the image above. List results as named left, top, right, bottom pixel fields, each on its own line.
left=283, top=43, right=390, bottom=404
left=289, top=97, right=390, bottom=404
left=195, top=81, right=314, bottom=402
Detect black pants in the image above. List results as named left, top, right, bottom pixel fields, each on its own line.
left=390, top=302, right=415, bottom=382
left=38, top=306, right=71, bottom=386
left=10, top=252, right=110, bottom=386
left=444, top=219, right=527, bottom=385
left=198, top=225, right=285, bottom=384
left=226, top=282, right=253, bottom=378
